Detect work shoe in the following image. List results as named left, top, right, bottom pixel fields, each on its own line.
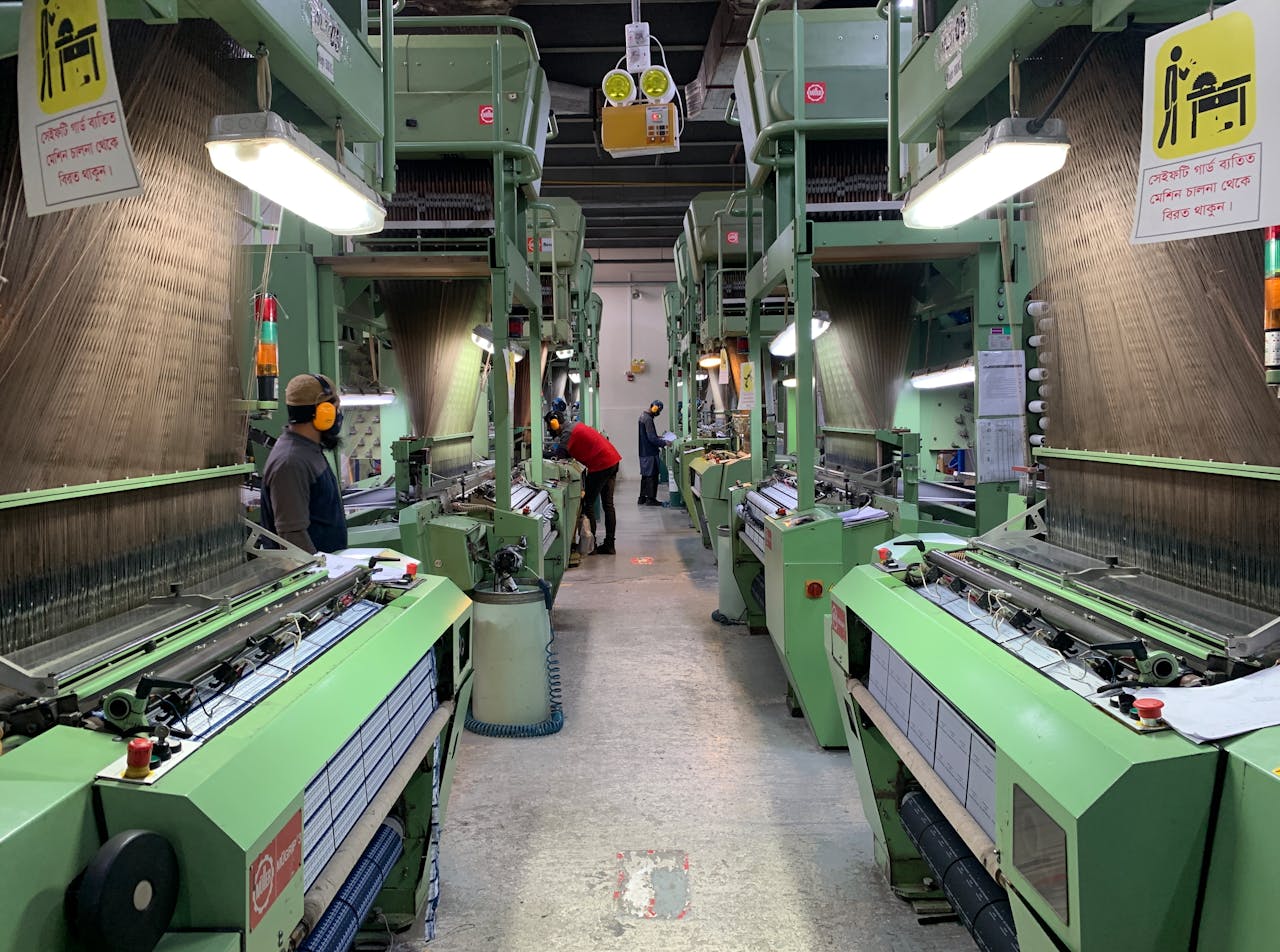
left=636, top=496, right=648, bottom=505
left=643, top=499, right=664, bottom=507
left=594, top=542, right=616, bottom=555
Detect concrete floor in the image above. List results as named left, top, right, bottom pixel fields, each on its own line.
left=430, top=479, right=971, bottom=952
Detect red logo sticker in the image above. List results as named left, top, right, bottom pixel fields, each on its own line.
left=726, top=231, right=740, bottom=245
left=527, top=236, right=536, bottom=253
left=804, top=81, right=826, bottom=104
left=479, top=104, right=495, bottom=125
left=831, top=599, right=848, bottom=643
left=249, top=811, right=302, bottom=930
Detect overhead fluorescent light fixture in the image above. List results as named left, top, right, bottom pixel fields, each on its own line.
left=470, top=325, right=525, bottom=361
left=568, top=371, right=582, bottom=384
left=903, top=117, right=1070, bottom=230
left=695, top=371, right=708, bottom=381
left=769, top=315, right=831, bottom=358
left=555, top=347, right=575, bottom=360
left=698, top=353, right=722, bottom=368
left=340, top=391, right=396, bottom=407
left=206, top=112, right=386, bottom=236
left=910, top=361, right=975, bottom=390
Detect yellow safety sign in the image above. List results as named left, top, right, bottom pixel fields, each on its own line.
left=34, top=0, right=107, bottom=114
left=1153, top=12, right=1255, bottom=160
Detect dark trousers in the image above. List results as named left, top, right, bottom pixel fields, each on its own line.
left=638, top=453, right=660, bottom=503
left=583, top=463, right=618, bottom=544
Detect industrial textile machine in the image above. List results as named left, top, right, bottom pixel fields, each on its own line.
left=827, top=520, right=1280, bottom=951
left=324, top=19, right=595, bottom=598
left=815, top=0, right=1280, bottom=948
left=701, top=1, right=1025, bottom=746
left=394, top=456, right=583, bottom=598
left=0, top=542, right=473, bottom=952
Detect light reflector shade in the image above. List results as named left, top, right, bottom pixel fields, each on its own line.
left=555, top=347, right=575, bottom=359
left=568, top=371, right=582, bottom=384
left=910, top=362, right=975, bottom=390
left=902, top=118, right=1070, bottom=230
left=206, top=112, right=386, bottom=236
left=698, top=353, right=722, bottom=368
left=769, top=317, right=831, bottom=357
left=602, top=69, right=637, bottom=106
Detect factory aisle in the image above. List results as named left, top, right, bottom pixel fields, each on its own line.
left=430, top=480, right=970, bottom=952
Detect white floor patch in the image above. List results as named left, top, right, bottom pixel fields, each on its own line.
left=614, top=850, right=691, bottom=920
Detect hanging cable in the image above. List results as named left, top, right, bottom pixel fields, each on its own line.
left=1026, top=27, right=1115, bottom=134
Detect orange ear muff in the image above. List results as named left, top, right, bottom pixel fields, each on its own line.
left=313, top=401, right=337, bottom=431
left=650, top=404, right=660, bottom=414
left=549, top=417, right=561, bottom=432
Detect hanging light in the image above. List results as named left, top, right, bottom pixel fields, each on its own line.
left=470, top=324, right=495, bottom=355
left=206, top=112, right=386, bottom=236
left=471, top=325, right=525, bottom=361
left=639, top=66, right=675, bottom=103
left=781, top=377, right=798, bottom=389
left=769, top=315, right=831, bottom=358
left=695, top=371, right=708, bottom=381
left=340, top=391, right=397, bottom=407
left=910, top=361, right=975, bottom=390
left=602, top=69, right=637, bottom=106
left=568, top=371, right=582, bottom=384
left=903, top=118, right=1070, bottom=230
left=555, top=347, right=575, bottom=360
left=698, top=352, right=722, bottom=368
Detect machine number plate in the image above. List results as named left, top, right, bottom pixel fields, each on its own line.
left=250, top=811, right=303, bottom=930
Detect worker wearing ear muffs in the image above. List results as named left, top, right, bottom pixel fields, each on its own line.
left=261, top=373, right=348, bottom=554
left=546, top=411, right=622, bottom=555
left=637, top=399, right=672, bottom=507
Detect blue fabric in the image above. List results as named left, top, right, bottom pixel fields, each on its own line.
left=638, top=455, right=659, bottom=477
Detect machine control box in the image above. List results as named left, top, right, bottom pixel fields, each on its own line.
left=603, top=102, right=679, bottom=157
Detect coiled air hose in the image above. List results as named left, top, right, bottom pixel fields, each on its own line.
left=465, top=577, right=564, bottom=738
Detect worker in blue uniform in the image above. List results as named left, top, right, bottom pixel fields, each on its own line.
left=637, top=399, right=671, bottom=506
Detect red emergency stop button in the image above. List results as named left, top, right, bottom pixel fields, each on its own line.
left=805, top=580, right=824, bottom=599
left=1135, top=697, right=1164, bottom=726
left=125, top=737, right=153, bottom=779
left=877, top=547, right=891, bottom=562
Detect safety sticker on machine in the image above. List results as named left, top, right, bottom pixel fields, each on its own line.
left=614, top=850, right=691, bottom=920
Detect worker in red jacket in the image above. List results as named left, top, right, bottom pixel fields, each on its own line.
left=548, top=414, right=621, bottom=555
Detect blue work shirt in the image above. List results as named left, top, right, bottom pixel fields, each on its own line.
left=261, top=431, right=348, bottom=553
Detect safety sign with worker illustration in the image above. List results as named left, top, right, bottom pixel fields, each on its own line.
left=1133, top=0, right=1277, bottom=244
left=17, top=0, right=142, bottom=215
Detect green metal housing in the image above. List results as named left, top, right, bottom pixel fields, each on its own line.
left=0, top=574, right=472, bottom=951
left=825, top=555, right=1278, bottom=950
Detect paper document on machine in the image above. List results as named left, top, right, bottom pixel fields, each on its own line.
left=976, top=417, right=1026, bottom=483
left=977, top=350, right=1025, bottom=416
left=1131, top=665, right=1280, bottom=742
left=838, top=505, right=889, bottom=526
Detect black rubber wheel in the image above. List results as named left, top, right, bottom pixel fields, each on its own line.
left=71, top=829, right=179, bottom=952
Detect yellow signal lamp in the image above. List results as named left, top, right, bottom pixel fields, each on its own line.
left=602, top=69, right=637, bottom=106
left=639, top=66, right=675, bottom=104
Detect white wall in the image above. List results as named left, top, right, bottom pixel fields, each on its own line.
left=588, top=249, right=675, bottom=481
